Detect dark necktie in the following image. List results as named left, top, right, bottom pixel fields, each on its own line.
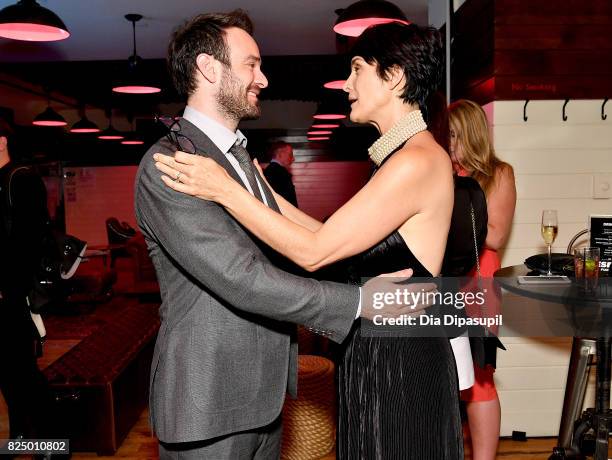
left=229, top=143, right=264, bottom=202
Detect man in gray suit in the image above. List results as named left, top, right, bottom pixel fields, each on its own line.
left=135, top=10, right=409, bottom=459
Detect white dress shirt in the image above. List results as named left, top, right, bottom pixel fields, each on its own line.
left=182, top=106, right=268, bottom=205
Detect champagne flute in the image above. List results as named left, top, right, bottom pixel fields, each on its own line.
left=541, top=210, right=558, bottom=276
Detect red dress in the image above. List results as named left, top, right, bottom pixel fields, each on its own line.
left=458, top=169, right=500, bottom=402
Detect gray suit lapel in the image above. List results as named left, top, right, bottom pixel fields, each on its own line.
left=179, top=118, right=281, bottom=212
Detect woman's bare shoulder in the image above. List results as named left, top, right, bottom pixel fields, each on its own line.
left=494, top=162, right=516, bottom=187
left=383, top=138, right=451, bottom=178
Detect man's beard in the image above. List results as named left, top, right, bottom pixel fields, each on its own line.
left=216, top=67, right=260, bottom=123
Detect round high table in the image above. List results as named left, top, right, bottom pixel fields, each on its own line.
left=495, top=265, right=612, bottom=460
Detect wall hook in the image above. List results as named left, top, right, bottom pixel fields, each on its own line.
left=562, top=99, right=569, bottom=121
left=602, top=98, right=608, bottom=120
left=523, top=100, right=529, bottom=122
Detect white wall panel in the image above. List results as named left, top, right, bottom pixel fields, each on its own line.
left=490, top=100, right=612, bottom=437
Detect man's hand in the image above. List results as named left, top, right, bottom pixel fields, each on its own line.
left=361, top=269, right=438, bottom=321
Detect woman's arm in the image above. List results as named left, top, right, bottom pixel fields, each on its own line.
left=272, top=191, right=323, bottom=232
left=485, top=164, right=516, bottom=250
left=155, top=149, right=430, bottom=272
left=253, top=159, right=322, bottom=232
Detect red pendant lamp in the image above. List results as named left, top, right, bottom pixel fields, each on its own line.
left=121, top=135, right=144, bottom=145
left=98, top=109, right=124, bottom=140
left=70, top=109, right=100, bottom=134
left=313, top=114, right=346, bottom=120
left=307, top=130, right=333, bottom=136
left=334, top=0, right=409, bottom=38
left=313, top=95, right=348, bottom=121
left=33, top=106, right=67, bottom=127
left=323, top=80, right=346, bottom=90
left=98, top=125, right=124, bottom=140
left=0, top=0, right=69, bottom=41
left=112, top=14, right=161, bottom=94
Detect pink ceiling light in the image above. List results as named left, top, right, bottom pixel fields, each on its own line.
left=307, top=130, right=333, bottom=136
left=313, top=114, right=346, bottom=120
left=308, top=137, right=330, bottom=141
left=0, top=0, right=69, bottom=41
left=113, top=85, right=161, bottom=94
left=70, top=113, right=100, bottom=133
left=323, top=80, right=346, bottom=90
left=333, top=0, right=409, bottom=38
left=112, top=14, right=161, bottom=94
left=32, top=106, right=67, bottom=126
left=312, top=123, right=340, bottom=129
left=98, top=127, right=124, bottom=140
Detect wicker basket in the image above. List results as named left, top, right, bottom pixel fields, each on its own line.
left=281, top=355, right=336, bottom=460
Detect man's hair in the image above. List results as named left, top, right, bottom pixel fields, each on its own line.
left=0, top=118, right=14, bottom=138
left=268, top=141, right=291, bottom=159
left=168, top=9, right=254, bottom=99
left=350, top=23, right=443, bottom=111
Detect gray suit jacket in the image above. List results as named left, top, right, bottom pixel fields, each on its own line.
left=134, top=119, right=359, bottom=443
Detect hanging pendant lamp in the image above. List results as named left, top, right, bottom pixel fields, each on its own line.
left=112, top=14, right=161, bottom=94
left=323, top=80, right=346, bottom=90
left=70, top=110, right=100, bottom=134
left=307, top=130, right=333, bottom=136
left=33, top=106, right=67, bottom=127
left=98, top=109, right=124, bottom=140
left=0, top=0, right=69, bottom=41
left=334, top=0, right=409, bottom=37
left=313, top=95, right=348, bottom=120
left=98, top=125, right=124, bottom=140
left=121, top=134, right=144, bottom=145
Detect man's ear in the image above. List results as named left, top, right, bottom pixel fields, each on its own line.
left=0, top=136, right=7, bottom=151
left=196, top=53, right=219, bottom=84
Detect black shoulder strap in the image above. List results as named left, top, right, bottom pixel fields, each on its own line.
left=1, top=165, right=32, bottom=236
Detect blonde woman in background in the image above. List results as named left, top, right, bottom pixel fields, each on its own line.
left=449, top=99, right=516, bottom=460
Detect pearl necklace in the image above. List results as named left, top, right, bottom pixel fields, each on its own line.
left=368, top=110, right=428, bottom=167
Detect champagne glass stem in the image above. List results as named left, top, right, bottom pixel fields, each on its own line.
left=547, top=243, right=553, bottom=276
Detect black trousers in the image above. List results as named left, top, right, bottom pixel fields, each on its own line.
left=0, top=297, right=51, bottom=440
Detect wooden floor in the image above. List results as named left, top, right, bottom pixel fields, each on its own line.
left=62, top=406, right=563, bottom=460
left=1, top=257, right=609, bottom=459
left=67, top=409, right=573, bottom=460
left=1, top=332, right=610, bottom=459
left=1, top=397, right=593, bottom=460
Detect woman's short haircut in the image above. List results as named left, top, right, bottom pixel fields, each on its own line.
left=168, top=9, right=253, bottom=99
left=350, top=23, right=444, bottom=111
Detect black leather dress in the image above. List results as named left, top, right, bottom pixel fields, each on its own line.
left=335, top=234, right=464, bottom=459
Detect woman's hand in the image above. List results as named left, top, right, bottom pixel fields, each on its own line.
left=154, top=150, right=235, bottom=203
left=253, top=158, right=281, bottom=199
